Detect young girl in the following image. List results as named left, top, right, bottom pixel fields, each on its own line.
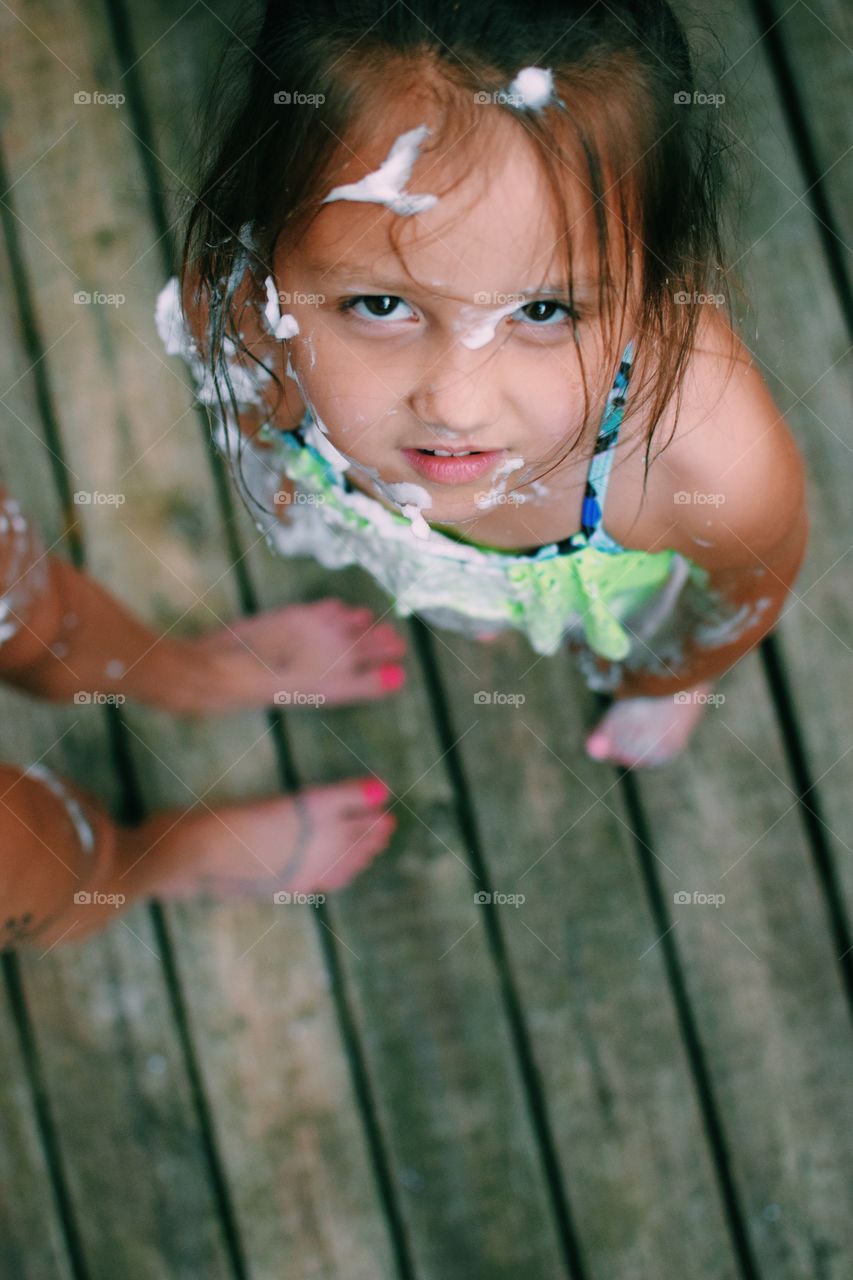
left=161, top=0, right=808, bottom=772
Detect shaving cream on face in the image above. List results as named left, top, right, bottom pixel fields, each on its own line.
left=321, top=124, right=438, bottom=217
left=507, top=66, right=555, bottom=111
left=474, top=456, right=525, bottom=509
left=453, top=301, right=522, bottom=350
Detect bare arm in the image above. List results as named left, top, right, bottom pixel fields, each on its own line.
left=613, top=314, right=809, bottom=697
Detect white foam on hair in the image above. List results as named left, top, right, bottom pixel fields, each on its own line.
left=155, top=277, right=272, bottom=406
left=321, top=124, right=438, bottom=217
left=262, top=275, right=300, bottom=340
left=507, top=66, right=555, bottom=110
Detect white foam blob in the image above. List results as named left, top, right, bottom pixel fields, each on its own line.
left=321, top=124, right=438, bottom=217
left=474, top=455, right=525, bottom=509
left=507, top=66, right=555, bottom=110
left=262, top=275, right=301, bottom=340
left=453, top=301, right=521, bottom=350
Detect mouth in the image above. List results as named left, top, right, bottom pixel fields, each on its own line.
left=401, top=446, right=506, bottom=485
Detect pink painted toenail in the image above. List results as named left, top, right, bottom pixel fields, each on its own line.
left=362, top=779, right=390, bottom=805
left=380, top=664, right=405, bottom=691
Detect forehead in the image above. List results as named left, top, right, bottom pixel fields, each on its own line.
left=287, top=113, right=603, bottom=294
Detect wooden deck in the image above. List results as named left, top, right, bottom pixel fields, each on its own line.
left=0, top=1, right=851, bottom=1276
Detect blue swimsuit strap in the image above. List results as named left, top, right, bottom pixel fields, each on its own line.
left=552, top=338, right=635, bottom=553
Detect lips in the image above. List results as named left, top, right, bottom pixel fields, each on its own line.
left=401, top=447, right=506, bottom=485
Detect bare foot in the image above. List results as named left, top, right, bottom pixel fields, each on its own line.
left=182, top=597, right=407, bottom=711
left=585, top=683, right=716, bottom=768
left=118, top=778, right=397, bottom=900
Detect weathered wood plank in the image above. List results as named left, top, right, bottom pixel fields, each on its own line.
left=425, top=629, right=743, bottom=1278
left=764, top=0, right=852, bottom=286
left=0, top=959, right=74, bottom=1280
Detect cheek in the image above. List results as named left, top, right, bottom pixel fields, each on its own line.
left=295, top=331, right=395, bottom=445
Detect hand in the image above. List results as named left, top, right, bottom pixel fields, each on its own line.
left=157, top=597, right=407, bottom=714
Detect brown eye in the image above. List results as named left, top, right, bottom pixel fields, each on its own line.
left=519, top=300, right=576, bottom=324
left=340, top=295, right=414, bottom=321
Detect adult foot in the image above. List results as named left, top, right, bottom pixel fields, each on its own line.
left=120, top=777, right=397, bottom=899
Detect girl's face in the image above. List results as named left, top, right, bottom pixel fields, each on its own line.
left=273, top=115, right=635, bottom=524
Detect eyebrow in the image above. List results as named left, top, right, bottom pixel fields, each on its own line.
left=313, top=264, right=600, bottom=296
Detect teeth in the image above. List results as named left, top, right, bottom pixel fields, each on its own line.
left=429, top=449, right=472, bottom=456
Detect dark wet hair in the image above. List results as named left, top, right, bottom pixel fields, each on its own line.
left=180, top=0, right=738, bottom=508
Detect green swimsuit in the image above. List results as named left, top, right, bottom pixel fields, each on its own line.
left=256, top=343, right=712, bottom=683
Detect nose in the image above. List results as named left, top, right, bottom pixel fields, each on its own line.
left=407, top=345, right=501, bottom=441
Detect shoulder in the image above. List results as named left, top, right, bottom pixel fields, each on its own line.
left=618, top=309, right=808, bottom=571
